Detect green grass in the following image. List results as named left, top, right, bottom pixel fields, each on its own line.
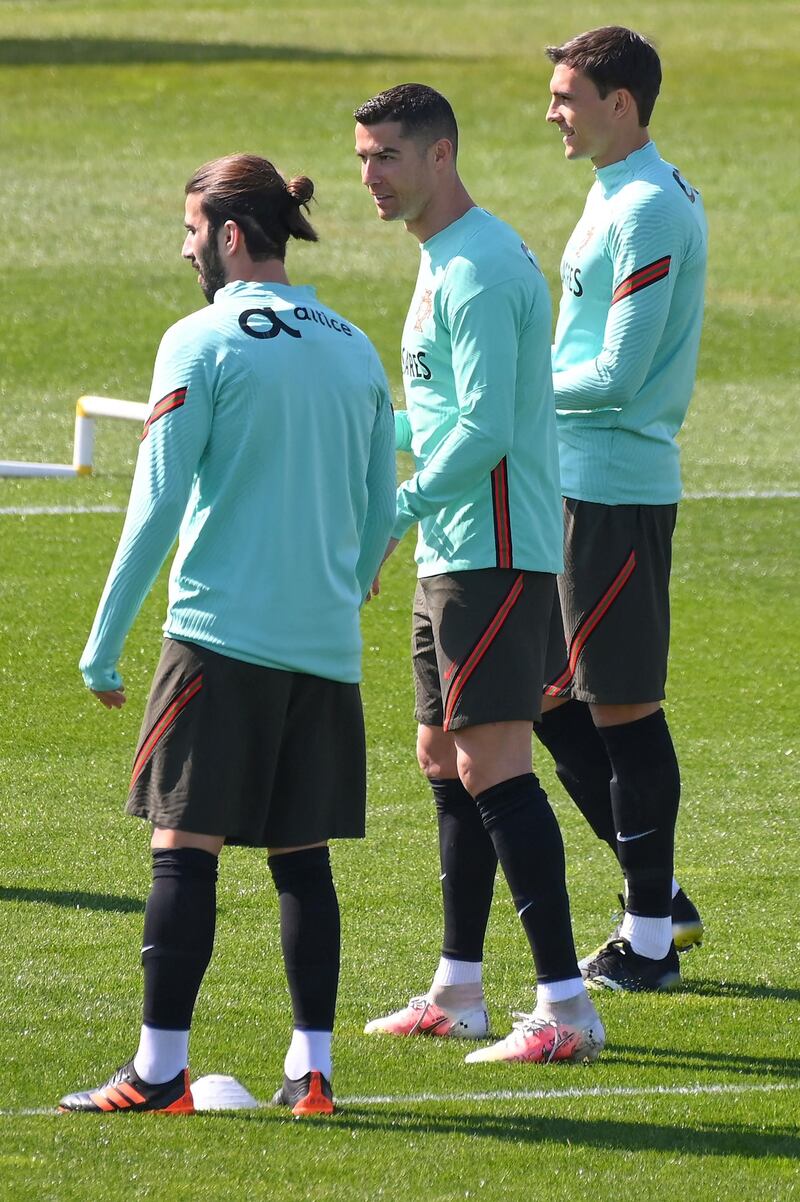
left=1, top=3, right=799, bottom=1200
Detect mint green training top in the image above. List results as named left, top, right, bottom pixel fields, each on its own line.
left=552, top=141, right=708, bottom=505
left=394, top=206, right=563, bottom=578
left=80, top=280, right=396, bottom=691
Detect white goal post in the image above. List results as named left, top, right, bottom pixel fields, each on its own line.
left=0, top=396, right=148, bottom=478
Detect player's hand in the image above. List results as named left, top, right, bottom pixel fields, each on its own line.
left=364, top=539, right=399, bottom=603
left=365, top=573, right=381, bottom=601
left=381, top=537, right=399, bottom=565
left=91, top=688, right=127, bottom=709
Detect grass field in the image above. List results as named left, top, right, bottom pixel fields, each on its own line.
left=1, top=2, right=798, bottom=1200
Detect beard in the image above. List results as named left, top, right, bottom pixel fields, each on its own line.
left=196, top=232, right=227, bottom=303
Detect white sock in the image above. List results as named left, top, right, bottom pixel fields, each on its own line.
left=534, top=977, right=585, bottom=1006
left=620, top=912, right=672, bottom=959
left=133, top=1024, right=189, bottom=1084
left=534, top=987, right=600, bottom=1028
left=431, top=956, right=483, bottom=988
left=283, top=1029, right=332, bottom=1080
left=671, top=878, right=680, bottom=899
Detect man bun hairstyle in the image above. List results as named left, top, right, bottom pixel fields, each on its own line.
left=185, top=154, right=318, bottom=261
left=354, top=83, right=459, bottom=157
left=546, top=26, right=662, bottom=126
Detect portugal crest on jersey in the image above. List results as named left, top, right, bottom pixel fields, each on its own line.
left=413, top=288, right=433, bottom=332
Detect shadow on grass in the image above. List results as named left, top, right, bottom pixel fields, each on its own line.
left=231, top=1107, right=800, bottom=1159
left=605, top=1043, right=800, bottom=1080
left=682, top=977, right=800, bottom=1003
left=0, top=886, right=144, bottom=913
left=0, top=37, right=472, bottom=68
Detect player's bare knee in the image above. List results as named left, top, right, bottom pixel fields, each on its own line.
left=416, top=725, right=456, bottom=780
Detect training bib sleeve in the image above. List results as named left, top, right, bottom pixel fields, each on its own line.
left=393, top=280, right=521, bottom=541
left=355, top=361, right=398, bottom=599
left=553, top=200, right=682, bottom=412
left=79, top=325, right=214, bottom=691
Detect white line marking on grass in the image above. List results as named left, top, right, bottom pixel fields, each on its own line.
left=0, top=492, right=798, bottom=518
left=0, top=505, right=126, bottom=516
left=2, top=1081, right=796, bottom=1118
left=683, top=489, right=800, bottom=499
left=339, top=1081, right=798, bottom=1106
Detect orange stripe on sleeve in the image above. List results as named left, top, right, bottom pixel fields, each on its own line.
left=611, top=256, right=671, bottom=305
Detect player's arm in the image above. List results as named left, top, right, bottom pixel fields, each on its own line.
left=392, top=280, right=522, bottom=542
left=355, top=356, right=399, bottom=600
left=79, top=325, right=214, bottom=698
left=553, top=201, right=683, bottom=411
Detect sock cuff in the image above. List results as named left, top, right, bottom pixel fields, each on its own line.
left=268, top=845, right=331, bottom=889
left=474, top=772, right=537, bottom=807
left=535, top=700, right=584, bottom=739
left=534, top=977, right=585, bottom=1003
left=597, top=709, right=668, bottom=753
left=430, top=776, right=474, bottom=809
left=151, top=847, right=218, bottom=881
left=432, top=957, right=483, bottom=987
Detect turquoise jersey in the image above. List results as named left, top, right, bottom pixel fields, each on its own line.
left=552, top=141, right=708, bottom=504
left=80, top=280, right=396, bottom=691
left=395, top=206, right=563, bottom=578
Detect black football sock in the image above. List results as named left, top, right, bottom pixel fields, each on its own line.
left=141, top=847, right=218, bottom=1031
left=598, top=710, right=680, bottom=918
left=268, top=846, right=340, bottom=1031
left=475, top=773, right=580, bottom=984
left=534, top=700, right=615, bottom=850
left=430, top=777, right=497, bottom=963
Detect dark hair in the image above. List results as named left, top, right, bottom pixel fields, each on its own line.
left=354, top=83, right=459, bottom=157
left=185, top=154, right=318, bottom=261
left=546, top=26, right=661, bottom=126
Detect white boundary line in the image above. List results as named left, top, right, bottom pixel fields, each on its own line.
left=683, top=489, right=800, bottom=500
left=339, top=1080, right=798, bottom=1106
left=0, top=491, right=798, bottom=518
left=2, top=1080, right=796, bottom=1118
left=0, top=505, right=126, bottom=516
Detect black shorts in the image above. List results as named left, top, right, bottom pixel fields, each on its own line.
left=126, top=639, right=366, bottom=847
left=543, top=498, right=677, bottom=704
left=412, top=569, right=556, bottom=732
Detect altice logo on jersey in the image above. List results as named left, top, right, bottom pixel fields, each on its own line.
left=238, top=306, right=353, bottom=341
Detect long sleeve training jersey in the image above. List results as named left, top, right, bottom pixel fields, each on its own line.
left=552, top=141, right=708, bottom=505
left=395, top=206, right=563, bottom=578
left=81, top=280, right=396, bottom=691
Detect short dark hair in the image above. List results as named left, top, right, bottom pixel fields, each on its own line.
left=546, top=26, right=661, bottom=126
left=185, top=154, right=318, bottom=262
left=354, top=83, right=459, bottom=157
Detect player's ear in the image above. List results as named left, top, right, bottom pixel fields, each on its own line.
left=222, top=220, right=240, bottom=255
left=614, top=88, right=636, bottom=120
left=432, top=137, right=455, bottom=169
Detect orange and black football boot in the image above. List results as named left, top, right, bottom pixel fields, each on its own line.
left=271, top=1070, right=334, bottom=1117
left=58, top=1060, right=194, bottom=1114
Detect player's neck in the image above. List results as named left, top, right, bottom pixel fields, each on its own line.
left=591, top=128, right=650, bottom=171
left=405, top=180, right=475, bottom=245
left=225, top=258, right=291, bottom=287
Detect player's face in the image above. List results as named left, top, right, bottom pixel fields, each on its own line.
left=182, top=192, right=227, bottom=304
left=355, top=121, right=437, bottom=226
left=546, top=64, right=620, bottom=166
